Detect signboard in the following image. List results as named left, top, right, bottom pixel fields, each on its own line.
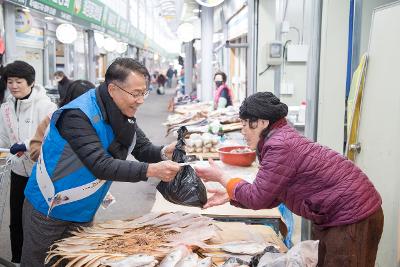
left=15, top=9, right=32, bottom=33
left=74, top=0, right=104, bottom=25
left=38, top=0, right=74, bottom=14
left=5, top=0, right=175, bottom=56
left=27, top=0, right=73, bottom=21
left=16, top=26, right=44, bottom=49
left=118, top=18, right=129, bottom=36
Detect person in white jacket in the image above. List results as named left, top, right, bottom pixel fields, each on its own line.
left=0, top=61, right=56, bottom=263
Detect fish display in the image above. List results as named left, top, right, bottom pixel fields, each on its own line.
left=45, top=212, right=286, bottom=267
left=46, top=212, right=216, bottom=267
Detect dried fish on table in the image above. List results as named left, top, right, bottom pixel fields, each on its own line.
left=100, top=254, right=158, bottom=267
left=46, top=212, right=217, bottom=267
left=175, top=253, right=199, bottom=267
left=197, top=257, right=212, bottom=267
left=159, top=245, right=191, bottom=267
left=219, top=241, right=272, bottom=255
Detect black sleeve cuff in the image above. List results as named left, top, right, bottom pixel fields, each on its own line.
left=139, top=162, right=149, bottom=181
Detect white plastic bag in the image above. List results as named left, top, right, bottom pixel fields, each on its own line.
left=257, top=240, right=319, bottom=267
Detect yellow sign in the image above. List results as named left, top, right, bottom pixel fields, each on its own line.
left=15, top=9, right=32, bottom=33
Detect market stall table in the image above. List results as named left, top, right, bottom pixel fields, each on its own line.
left=151, top=161, right=287, bottom=237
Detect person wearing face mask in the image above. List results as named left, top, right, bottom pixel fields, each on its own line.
left=21, top=58, right=181, bottom=265
left=54, top=71, right=72, bottom=102
left=0, top=61, right=57, bottom=264
left=213, top=71, right=233, bottom=110
left=195, top=92, right=384, bottom=267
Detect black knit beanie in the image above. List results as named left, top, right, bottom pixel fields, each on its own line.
left=239, top=92, right=288, bottom=123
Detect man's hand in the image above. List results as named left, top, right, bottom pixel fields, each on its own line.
left=163, top=141, right=177, bottom=160
left=147, top=160, right=181, bottom=182
left=10, top=142, right=27, bottom=157
left=203, top=188, right=230, bottom=209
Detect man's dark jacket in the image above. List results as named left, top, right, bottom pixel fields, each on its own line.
left=55, top=85, right=163, bottom=182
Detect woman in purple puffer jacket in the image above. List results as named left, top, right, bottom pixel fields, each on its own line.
left=195, top=92, right=383, bottom=267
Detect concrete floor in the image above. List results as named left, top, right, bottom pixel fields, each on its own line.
left=0, top=86, right=177, bottom=262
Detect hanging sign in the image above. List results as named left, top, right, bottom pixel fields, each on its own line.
left=15, top=9, right=32, bottom=33
left=74, top=0, right=104, bottom=25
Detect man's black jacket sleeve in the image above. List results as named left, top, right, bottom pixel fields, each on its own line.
left=56, top=109, right=161, bottom=182
left=132, top=126, right=163, bottom=163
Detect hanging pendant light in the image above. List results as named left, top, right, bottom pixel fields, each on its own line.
left=94, top=32, right=105, bottom=48
left=56, top=23, right=77, bottom=44
left=195, top=0, right=224, bottom=7
left=116, top=42, right=128, bottom=54
left=177, top=23, right=194, bottom=43
left=103, top=37, right=117, bottom=52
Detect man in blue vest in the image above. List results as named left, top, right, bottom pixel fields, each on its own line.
left=21, top=58, right=181, bottom=265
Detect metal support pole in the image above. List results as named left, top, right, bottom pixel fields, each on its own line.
left=302, top=0, right=323, bottom=241
left=200, top=6, right=214, bottom=101
left=274, top=1, right=283, bottom=98
left=64, top=44, right=72, bottom=78
left=247, top=0, right=257, bottom=96
left=3, top=2, right=16, bottom=64
left=222, top=10, right=229, bottom=80
left=184, top=41, right=193, bottom=95
left=87, top=30, right=96, bottom=84
left=43, top=25, right=50, bottom=86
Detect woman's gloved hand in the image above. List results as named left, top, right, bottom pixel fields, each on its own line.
left=10, top=142, right=27, bottom=157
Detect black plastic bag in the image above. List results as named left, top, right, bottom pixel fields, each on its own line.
left=157, top=126, right=207, bottom=207
left=249, top=246, right=281, bottom=267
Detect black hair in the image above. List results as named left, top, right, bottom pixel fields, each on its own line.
left=214, top=71, right=227, bottom=83
left=59, top=79, right=94, bottom=107
left=54, top=71, right=65, bottom=77
left=0, top=77, right=6, bottom=103
left=3, top=61, right=35, bottom=86
left=105, top=58, right=150, bottom=86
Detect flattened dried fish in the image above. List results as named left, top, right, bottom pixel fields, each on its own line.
left=101, top=254, right=157, bottom=267
left=47, top=212, right=219, bottom=266
left=159, top=245, right=190, bottom=267
left=220, top=241, right=271, bottom=255
left=197, top=257, right=212, bottom=267
left=176, top=253, right=199, bottom=267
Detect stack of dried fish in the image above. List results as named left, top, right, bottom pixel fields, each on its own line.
left=46, top=212, right=217, bottom=266
left=164, top=112, right=208, bottom=136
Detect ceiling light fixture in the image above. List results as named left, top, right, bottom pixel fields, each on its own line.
left=56, top=23, right=77, bottom=44
left=195, top=0, right=224, bottom=7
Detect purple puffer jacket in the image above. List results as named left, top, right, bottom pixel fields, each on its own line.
left=232, top=119, right=382, bottom=228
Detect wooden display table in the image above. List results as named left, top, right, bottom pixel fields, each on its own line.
left=151, top=161, right=287, bottom=237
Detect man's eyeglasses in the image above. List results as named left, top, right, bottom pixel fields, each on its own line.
left=112, top=83, right=149, bottom=99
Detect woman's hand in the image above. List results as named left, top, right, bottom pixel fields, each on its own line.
left=195, top=159, right=229, bottom=185
left=203, top=188, right=230, bottom=209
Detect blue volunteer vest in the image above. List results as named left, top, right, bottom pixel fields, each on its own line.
left=25, top=89, right=115, bottom=222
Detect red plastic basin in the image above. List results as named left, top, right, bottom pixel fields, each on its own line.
left=217, top=146, right=256, bottom=167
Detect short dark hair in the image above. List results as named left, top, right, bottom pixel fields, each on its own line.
left=59, top=79, right=94, bottom=107
left=214, top=71, right=227, bottom=83
left=54, top=71, right=65, bottom=77
left=105, top=58, right=150, bottom=86
left=3, top=61, right=35, bottom=86
left=0, top=77, right=6, bottom=103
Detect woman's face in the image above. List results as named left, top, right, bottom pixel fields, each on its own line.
left=241, top=119, right=269, bottom=149
left=7, top=77, right=32, bottom=99
left=214, top=74, right=224, bottom=88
